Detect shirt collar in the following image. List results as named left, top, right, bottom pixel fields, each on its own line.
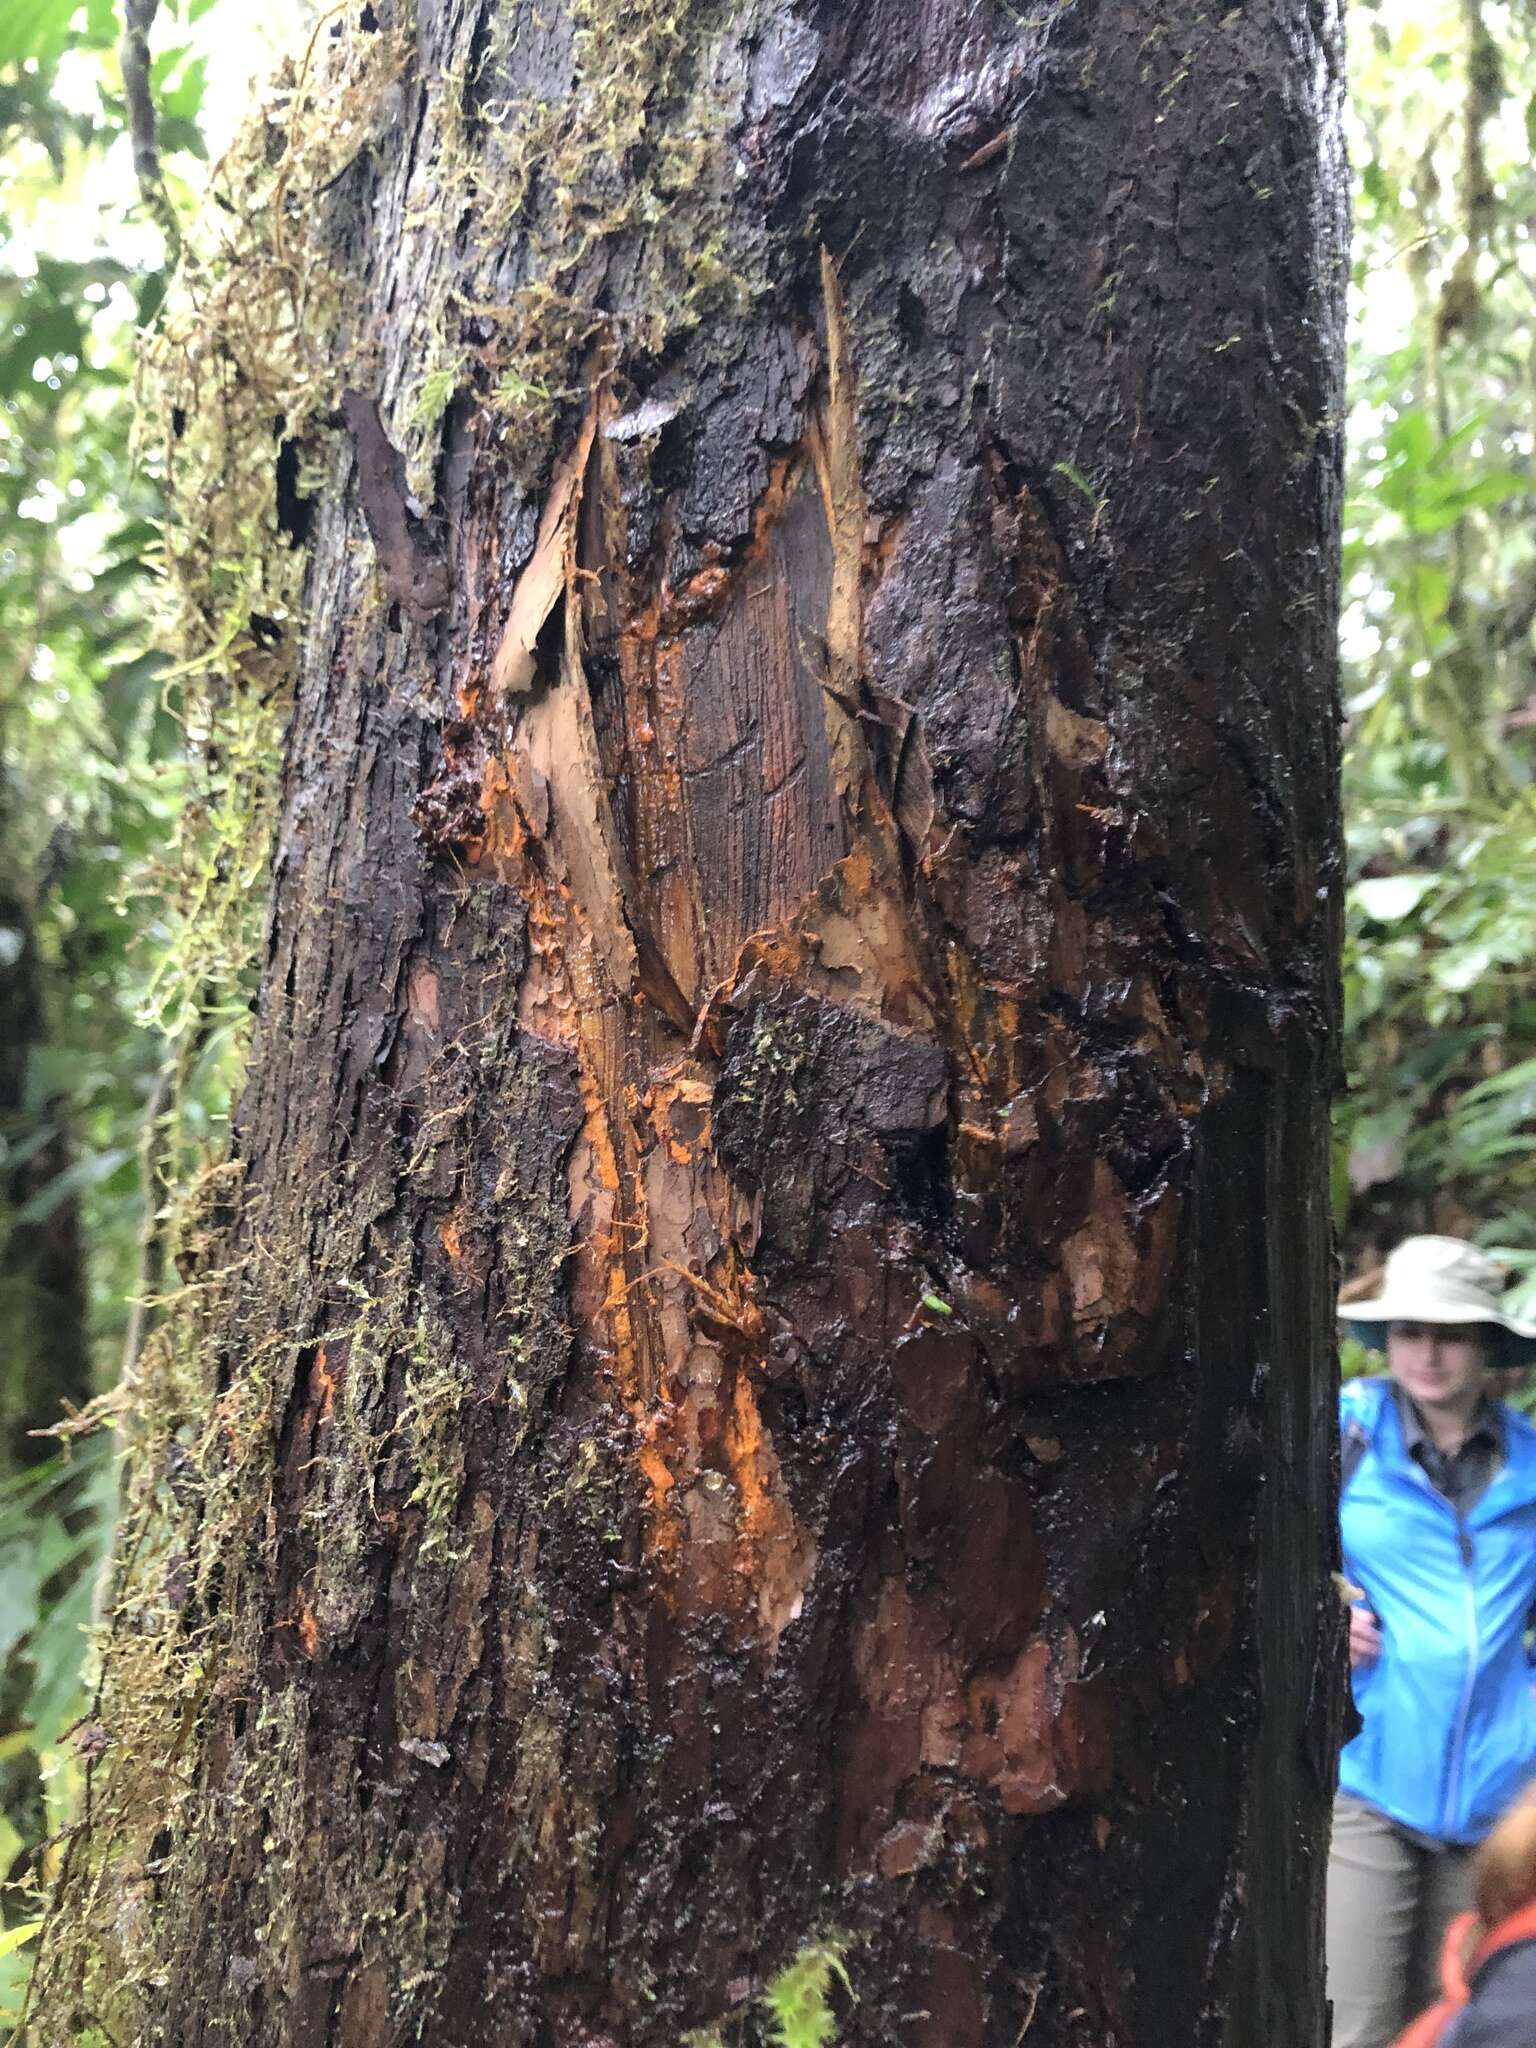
left=1392, top=1381, right=1504, bottom=1459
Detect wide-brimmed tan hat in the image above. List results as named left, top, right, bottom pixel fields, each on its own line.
left=1341, top=1235, right=1536, bottom=1361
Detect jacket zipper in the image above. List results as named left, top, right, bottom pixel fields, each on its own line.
left=1443, top=1512, right=1479, bottom=1838
left=1402, top=1461, right=1481, bottom=1838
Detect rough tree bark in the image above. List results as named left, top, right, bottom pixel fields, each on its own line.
left=37, top=0, right=1347, bottom=2042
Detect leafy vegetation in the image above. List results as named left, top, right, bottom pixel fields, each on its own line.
left=758, top=1937, right=853, bottom=2048
left=681, top=1933, right=853, bottom=2048
left=1341, top=0, right=1536, bottom=1312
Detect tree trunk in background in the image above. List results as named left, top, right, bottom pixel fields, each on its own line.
left=0, top=866, right=89, bottom=1472
left=39, top=0, right=1347, bottom=2041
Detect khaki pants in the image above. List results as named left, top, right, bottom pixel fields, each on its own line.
left=1326, top=1794, right=1475, bottom=2048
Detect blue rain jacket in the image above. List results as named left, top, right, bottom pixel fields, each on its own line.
left=1339, top=1376, right=1536, bottom=1846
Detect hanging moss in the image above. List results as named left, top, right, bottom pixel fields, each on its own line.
left=139, top=17, right=410, bottom=1050
left=680, top=1932, right=855, bottom=2048
left=418, top=0, right=762, bottom=479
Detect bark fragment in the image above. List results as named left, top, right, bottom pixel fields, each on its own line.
left=341, top=390, right=451, bottom=620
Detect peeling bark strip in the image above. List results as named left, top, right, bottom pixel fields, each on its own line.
left=491, top=407, right=598, bottom=698
left=41, top=0, right=1346, bottom=2043
left=341, top=390, right=451, bottom=620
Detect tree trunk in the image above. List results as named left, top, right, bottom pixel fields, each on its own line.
left=38, top=0, right=1347, bottom=2042
left=0, top=867, right=90, bottom=1472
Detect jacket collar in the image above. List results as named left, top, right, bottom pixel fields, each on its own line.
left=1348, top=1376, right=1536, bottom=1518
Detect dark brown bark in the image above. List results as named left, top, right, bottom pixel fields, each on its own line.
left=38, top=0, right=1347, bottom=2042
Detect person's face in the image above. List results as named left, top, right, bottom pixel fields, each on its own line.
left=1386, top=1320, right=1493, bottom=1411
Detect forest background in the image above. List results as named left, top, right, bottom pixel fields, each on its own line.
left=0, top=0, right=1532, bottom=2017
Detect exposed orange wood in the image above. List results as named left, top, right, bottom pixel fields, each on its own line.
left=310, top=1342, right=337, bottom=1423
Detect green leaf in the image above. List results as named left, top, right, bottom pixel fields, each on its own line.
left=0, top=1922, right=42, bottom=1964
left=167, top=54, right=208, bottom=120
left=1404, top=471, right=1530, bottom=536
left=25, top=1563, right=99, bottom=1743
left=1050, top=460, right=1102, bottom=509
left=1458, top=1061, right=1536, bottom=1109
left=1431, top=942, right=1497, bottom=995
left=159, top=112, right=208, bottom=158
left=1, top=0, right=76, bottom=66
left=1382, top=407, right=1434, bottom=472
left=148, top=41, right=191, bottom=88
left=0, top=1555, right=39, bottom=1670
left=0, top=302, right=87, bottom=398
left=10, top=1145, right=133, bottom=1226
left=1350, top=873, right=1437, bottom=923
left=0, top=1122, right=62, bottom=1174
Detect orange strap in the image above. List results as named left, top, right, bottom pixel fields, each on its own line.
left=1393, top=2005, right=1454, bottom=2048
left=1393, top=2001, right=1455, bottom=2048
left=1450, top=1895, right=1536, bottom=1997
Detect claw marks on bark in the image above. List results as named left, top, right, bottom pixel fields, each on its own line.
left=341, top=390, right=451, bottom=622
left=389, top=230, right=1224, bottom=2005
left=915, top=443, right=1195, bottom=1386
left=421, top=246, right=1201, bottom=1857
left=809, top=247, right=870, bottom=807
left=398, top=270, right=948, bottom=1677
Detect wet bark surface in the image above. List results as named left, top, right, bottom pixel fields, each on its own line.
left=44, top=0, right=1348, bottom=2041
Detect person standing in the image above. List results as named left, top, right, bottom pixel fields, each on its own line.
left=1328, top=1235, right=1536, bottom=2048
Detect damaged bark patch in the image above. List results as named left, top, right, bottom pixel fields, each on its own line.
left=713, top=987, right=949, bottom=1259
left=341, top=391, right=451, bottom=622
left=491, top=404, right=601, bottom=701
left=413, top=720, right=489, bottom=854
